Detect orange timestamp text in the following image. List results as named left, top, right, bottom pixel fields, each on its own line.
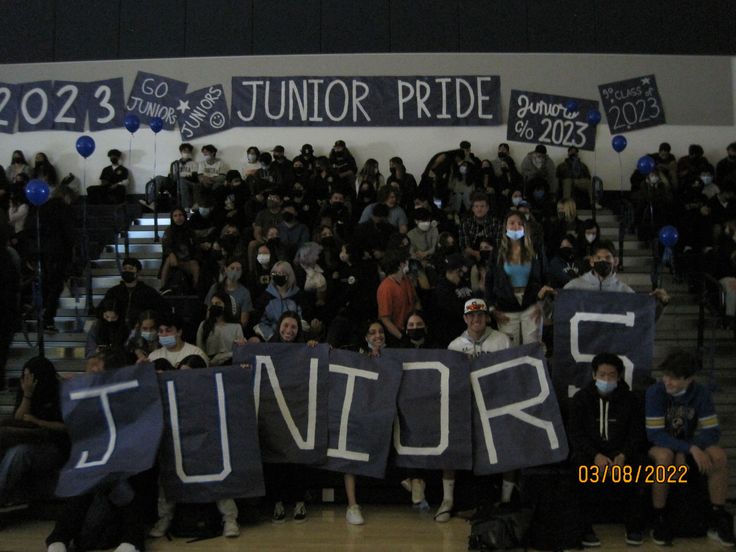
left=578, top=464, right=688, bottom=484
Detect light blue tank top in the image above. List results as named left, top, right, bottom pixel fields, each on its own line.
left=504, top=262, right=531, bottom=288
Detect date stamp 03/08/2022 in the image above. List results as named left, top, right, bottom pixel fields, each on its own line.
left=578, top=465, right=688, bottom=485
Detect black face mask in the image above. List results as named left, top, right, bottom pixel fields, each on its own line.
left=272, top=274, right=288, bottom=287
left=321, top=236, right=336, bottom=247
left=267, top=237, right=281, bottom=248
left=292, top=189, right=304, bottom=197
left=479, top=250, right=491, bottom=263
left=121, top=271, right=136, bottom=283
left=109, top=157, right=119, bottom=165
left=282, top=212, right=295, bottom=223
left=593, top=260, right=613, bottom=278
left=559, top=247, right=575, bottom=261
left=406, top=328, right=426, bottom=342
left=209, top=305, right=225, bottom=319
left=13, top=157, right=21, bottom=164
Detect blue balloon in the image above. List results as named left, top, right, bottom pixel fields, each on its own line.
left=637, top=155, right=656, bottom=175
left=587, top=109, right=602, bottom=126
left=75, top=135, right=96, bottom=159
left=25, top=179, right=50, bottom=207
left=565, top=99, right=579, bottom=113
left=124, top=113, right=140, bottom=134
left=611, top=135, right=627, bottom=153
left=149, top=117, right=163, bottom=133
left=658, top=225, right=679, bottom=248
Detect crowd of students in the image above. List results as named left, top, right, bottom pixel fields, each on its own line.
left=1, top=138, right=736, bottom=551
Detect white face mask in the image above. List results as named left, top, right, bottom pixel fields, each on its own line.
left=402, top=263, right=410, bottom=274
left=247, top=153, right=257, bottom=163
left=459, top=165, right=468, bottom=175
left=701, top=175, right=713, bottom=185
left=257, top=254, right=271, bottom=266
left=417, top=221, right=431, bottom=232
left=204, top=154, right=213, bottom=162
left=512, top=196, right=523, bottom=206
left=181, top=153, right=192, bottom=161
left=585, top=233, right=596, bottom=243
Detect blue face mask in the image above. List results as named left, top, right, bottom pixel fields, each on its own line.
left=595, top=379, right=618, bottom=395
left=533, top=190, right=545, bottom=200
left=668, top=387, right=687, bottom=398
left=506, top=228, right=525, bottom=241
left=141, top=330, right=156, bottom=342
left=159, top=334, right=177, bottom=348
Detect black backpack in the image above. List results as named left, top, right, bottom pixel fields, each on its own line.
left=523, top=467, right=584, bottom=551
left=169, top=502, right=222, bottom=542
left=469, top=504, right=533, bottom=551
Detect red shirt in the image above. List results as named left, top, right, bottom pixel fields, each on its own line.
left=376, top=275, right=417, bottom=331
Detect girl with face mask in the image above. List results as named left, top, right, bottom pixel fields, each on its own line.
left=196, top=292, right=244, bottom=366
left=85, top=300, right=128, bottom=359
left=6, top=150, right=32, bottom=182
left=488, top=212, right=554, bottom=346
left=160, top=208, right=200, bottom=291
left=205, top=259, right=253, bottom=328
left=254, top=261, right=305, bottom=342
left=126, top=310, right=160, bottom=362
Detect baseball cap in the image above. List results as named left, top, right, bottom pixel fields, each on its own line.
left=464, top=298, right=488, bottom=315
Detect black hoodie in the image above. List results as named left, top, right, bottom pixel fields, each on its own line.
left=568, top=379, right=646, bottom=463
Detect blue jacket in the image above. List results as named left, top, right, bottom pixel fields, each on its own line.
left=645, top=381, right=720, bottom=453
left=256, top=282, right=303, bottom=341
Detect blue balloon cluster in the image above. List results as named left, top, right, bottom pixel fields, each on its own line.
left=25, top=179, right=50, bottom=207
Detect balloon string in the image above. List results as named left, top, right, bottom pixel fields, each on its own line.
left=153, top=134, right=157, bottom=182
left=128, top=134, right=133, bottom=176
left=618, top=153, right=623, bottom=194
left=83, top=157, right=87, bottom=194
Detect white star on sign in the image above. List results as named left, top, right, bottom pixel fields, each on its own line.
left=176, top=99, right=190, bottom=114
left=641, top=77, right=651, bottom=85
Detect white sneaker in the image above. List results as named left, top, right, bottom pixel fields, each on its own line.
left=434, top=499, right=453, bottom=523
left=47, top=543, right=67, bottom=552
left=294, top=501, right=307, bottom=523
left=346, top=504, right=365, bottom=525
left=400, top=478, right=412, bottom=493
left=149, top=515, right=172, bottom=537
left=223, top=517, right=240, bottom=538
left=114, top=544, right=140, bottom=552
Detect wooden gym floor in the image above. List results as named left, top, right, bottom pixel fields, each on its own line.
left=0, top=505, right=728, bottom=552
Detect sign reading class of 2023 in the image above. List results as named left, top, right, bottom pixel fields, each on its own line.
left=0, top=70, right=665, bottom=146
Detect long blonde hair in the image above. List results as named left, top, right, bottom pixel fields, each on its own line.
left=557, top=198, right=577, bottom=221
left=498, top=211, right=535, bottom=263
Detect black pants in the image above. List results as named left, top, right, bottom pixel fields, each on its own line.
left=46, top=468, right=157, bottom=551
left=42, top=255, right=67, bottom=326
left=263, top=463, right=308, bottom=505
left=87, top=185, right=126, bottom=205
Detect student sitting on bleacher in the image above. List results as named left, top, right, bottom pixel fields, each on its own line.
left=0, top=357, right=68, bottom=509
left=568, top=353, right=647, bottom=547
left=646, top=350, right=735, bottom=547
left=195, top=292, right=244, bottom=366
left=84, top=298, right=128, bottom=360
left=147, top=312, right=208, bottom=368
left=100, top=257, right=169, bottom=329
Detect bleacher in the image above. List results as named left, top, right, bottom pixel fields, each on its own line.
left=3, top=206, right=736, bottom=498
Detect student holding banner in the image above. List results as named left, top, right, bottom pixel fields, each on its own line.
left=486, top=211, right=554, bottom=346
left=266, top=311, right=318, bottom=523
left=443, top=298, right=511, bottom=522
left=564, top=240, right=670, bottom=314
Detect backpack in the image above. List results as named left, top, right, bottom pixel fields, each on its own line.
left=169, top=502, right=222, bottom=542
left=523, top=467, right=584, bottom=551
left=468, top=504, right=533, bottom=551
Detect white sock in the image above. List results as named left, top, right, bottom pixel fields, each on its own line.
left=501, top=480, right=515, bottom=503
left=442, top=478, right=455, bottom=503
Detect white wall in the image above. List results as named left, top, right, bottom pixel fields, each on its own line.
left=0, top=53, right=734, bottom=194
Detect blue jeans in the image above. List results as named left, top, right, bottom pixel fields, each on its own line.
left=0, top=443, right=65, bottom=504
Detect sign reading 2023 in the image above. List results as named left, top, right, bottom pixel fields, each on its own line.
left=506, top=90, right=599, bottom=152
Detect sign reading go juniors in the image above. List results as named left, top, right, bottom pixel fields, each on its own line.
left=231, top=75, right=501, bottom=127
left=598, top=74, right=666, bottom=133
left=507, top=90, right=599, bottom=151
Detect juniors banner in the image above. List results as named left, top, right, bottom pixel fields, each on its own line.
left=58, top=344, right=567, bottom=500
left=56, top=364, right=163, bottom=497
left=158, top=366, right=264, bottom=502
left=385, top=349, right=473, bottom=471
left=553, top=289, right=656, bottom=396
left=470, top=343, right=568, bottom=475
left=232, top=343, right=329, bottom=465
left=231, top=75, right=501, bottom=127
